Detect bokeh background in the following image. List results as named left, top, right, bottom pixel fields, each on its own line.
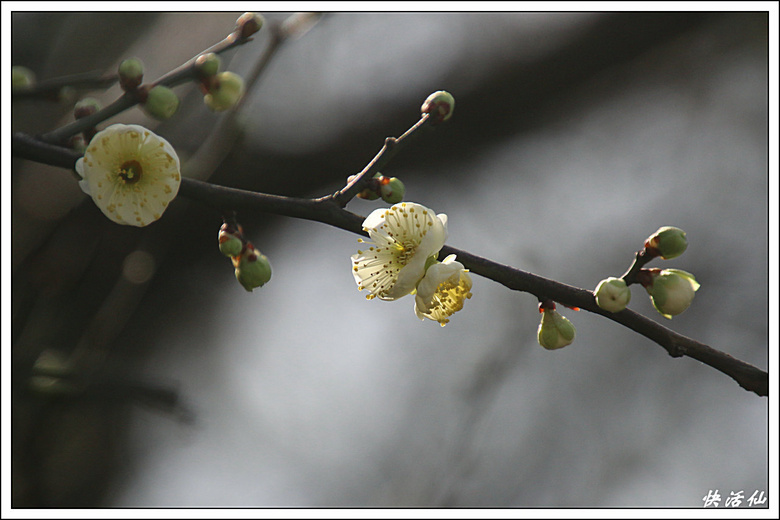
left=9, top=11, right=770, bottom=508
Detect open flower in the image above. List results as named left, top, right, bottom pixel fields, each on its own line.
left=75, top=124, right=181, bottom=226
left=414, top=254, right=473, bottom=326
left=351, top=202, right=447, bottom=300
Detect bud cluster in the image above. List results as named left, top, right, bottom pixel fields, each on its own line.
left=218, top=221, right=272, bottom=292
left=351, top=172, right=406, bottom=204
left=592, top=226, right=699, bottom=320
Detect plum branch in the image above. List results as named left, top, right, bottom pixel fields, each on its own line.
left=10, top=12, right=766, bottom=397
left=10, top=127, right=768, bottom=397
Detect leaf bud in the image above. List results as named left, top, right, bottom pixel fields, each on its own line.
left=142, top=85, right=180, bottom=120
left=645, top=226, right=688, bottom=259
left=204, top=72, right=245, bottom=112
left=421, top=90, right=455, bottom=124
left=118, top=58, right=144, bottom=91
left=594, top=277, right=631, bottom=313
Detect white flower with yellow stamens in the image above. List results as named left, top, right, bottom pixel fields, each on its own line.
left=351, top=202, right=447, bottom=300
left=414, top=254, right=473, bottom=326
left=75, top=124, right=181, bottom=227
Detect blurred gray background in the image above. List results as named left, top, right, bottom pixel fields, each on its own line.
left=10, top=11, right=768, bottom=508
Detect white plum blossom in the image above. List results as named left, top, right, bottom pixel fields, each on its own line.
left=75, top=124, right=181, bottom=226
left=351, top=202, right=447, bottom=301
left=414, top=254, right=473, bottom=326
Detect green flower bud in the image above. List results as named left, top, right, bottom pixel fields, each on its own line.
left=645, top=226, right=688, bottom=259
left=218, top=224, right=243, bottom=257
left=28, top=349, right=81, bottom=398
left=118, top=58, right=144, bottom=90
left=12, top=66, right=36, bottom=91
left=594, top=277, right=631, bottom=313
left=357, top=188, right=380, bottom=200
left=645, top=268, right=700, bottom=319
left=143, top=85, right=180, bottom=120
left=57, top=86, right=78, bottom=105
left=380, top=177, right=405, bottom=204
left=194, top=53, right=221, bottom=78
left=74, top=97, right=102, bottom=119
left=234, top=248, right=272, bottom=291
left=236, top=12, right=264, bottom=39
left=204, top=72, right=245, bottom=112
left=68, top=134, right=87, bottom=153
left=421, top=90, right=454, bottom=124
left=537, top=309, right=576, bottom=350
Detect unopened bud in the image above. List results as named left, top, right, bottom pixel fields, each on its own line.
left=29, top=349, right=80, bottom=398
left=143, top=85, right=180, bottom=120
left=218, top=224, right=243, bottom=257
left=118, top=58, right=144, bottom=91
left=204, top=72, right=245, bottom=112
left=421, top=90, right=454, bottom=124
left=236, top=12, right=264, bottom=39
left=12, top=66, right=36, bottom=91
left=537, top=309, right=576, bottom=350
left=68, top=134, right=87, bottom=153
left=380, top=177, right=405, bottom=204
left=644, top=268, right=700, bottom=319
left=74, top=97, right=102, bottom=119
left=357, top=188, right=381, bottom=200
left=234, top=247, right=272, bottom=291
left=594, top=277, right=631, bottom=313
left=645, top=226, right=688, bottom=259
left=194, top=53, right=221, bottom=78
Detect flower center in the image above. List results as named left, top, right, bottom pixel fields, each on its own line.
left=118, top=160, right=143, bottom=184
left=428, top=278, right=472, bottom=324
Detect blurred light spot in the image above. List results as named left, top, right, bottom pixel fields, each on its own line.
left=123, top=250, right=156, bottom=284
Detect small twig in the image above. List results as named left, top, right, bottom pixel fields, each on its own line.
left=38, top=21, right=255, bottom=146
left=325, top=113, right=432, bottom=207
left=12, top=70, right=118, bottom=100
left=620, top=249, right=656, bottom=284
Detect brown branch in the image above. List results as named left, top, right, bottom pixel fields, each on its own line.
left=37, top=17, right=257, bottom=146
left=11, top=124, right=768, bottom=399
left=12, top=70, right=118, bottom=101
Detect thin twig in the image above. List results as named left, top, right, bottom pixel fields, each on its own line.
left=324, top=114, right=432, bottom=207
left=12, top=70, right=118, bottom=100
left=38, top=21, right=254, bottom=146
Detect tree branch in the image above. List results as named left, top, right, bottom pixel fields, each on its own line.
left=11, top=130, right=768, bottom=397
left=12, top=70, right=118, bottom=101
left=37, top=17, right=257, bottom=146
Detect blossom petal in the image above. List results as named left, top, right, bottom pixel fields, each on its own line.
left=352, top=202, right=448, bottom=300
left=414, top=255, right=472, bottom=326
left=77, top=124, right=181, bottom=227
